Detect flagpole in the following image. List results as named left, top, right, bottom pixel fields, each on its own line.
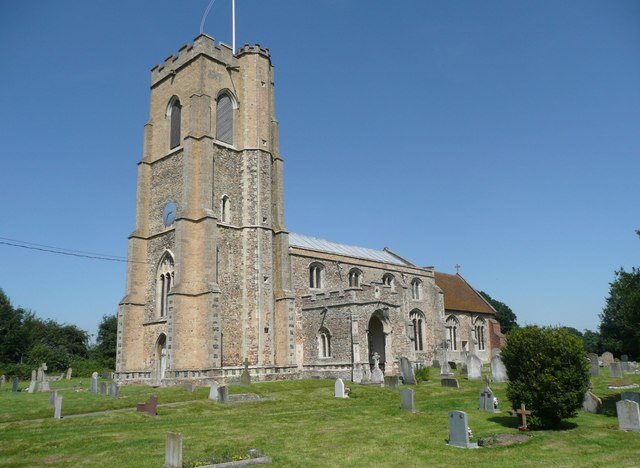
left=232, top=0, right=236, bottom=54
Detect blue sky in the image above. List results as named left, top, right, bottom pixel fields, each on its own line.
left=1, top=0, right=638, bottom=340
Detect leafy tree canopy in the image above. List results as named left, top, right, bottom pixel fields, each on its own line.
left=479, top=291, right=519, bottom=334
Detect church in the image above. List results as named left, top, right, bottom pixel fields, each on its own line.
left=115, top=34, right=501, bottom=385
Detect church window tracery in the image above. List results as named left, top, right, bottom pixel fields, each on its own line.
left=318, top=327, right=332, bottom=358
left=309, top=262, right=324, bottom=289
left=167, top=97, right=181, bottom=150
left=410, top=310, right=425, bottom=351
left=348, top=268, right=362, bottom=287
left=411, top=278, right=422, bottom=300
left=474, top=317, right=486, bottom=351
left=382, top=273, right=395, bottom=288
left=156, top=252, right=175, bottom=318
left=446, top=316, right=459, bottom=351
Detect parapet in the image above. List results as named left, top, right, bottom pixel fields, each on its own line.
left=150, top=34, right=271, bottom=85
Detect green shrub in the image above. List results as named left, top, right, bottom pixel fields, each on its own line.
left=0, top=363, right=32, bottom=380
left=415, top=366, right=430, bottom=382
left=501, top=325, right=590, bottom=429
left=69, top=358, right=113, bottom=378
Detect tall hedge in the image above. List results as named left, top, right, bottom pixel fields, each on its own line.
left=501, top=325, right=590, bottom=428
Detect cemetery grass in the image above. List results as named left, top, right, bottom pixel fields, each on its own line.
left=0, top=370, right=638, bottom=467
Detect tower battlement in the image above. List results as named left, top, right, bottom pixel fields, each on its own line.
left=150, top=34, right=271, bottom=85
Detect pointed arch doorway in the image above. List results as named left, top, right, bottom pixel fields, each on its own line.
left=155, top=333, right=167, bottom=383
left=367, top=313, right=387, bottom=372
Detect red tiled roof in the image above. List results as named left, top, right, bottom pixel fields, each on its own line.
left=434, top=272, right=496, bottom=315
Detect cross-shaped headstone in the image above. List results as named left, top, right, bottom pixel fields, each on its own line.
left=516, top=403, right=531, bottom=430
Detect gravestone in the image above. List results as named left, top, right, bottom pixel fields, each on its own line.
left=110, top=382, right=119, bottom=399
left=621, top=356, right=631, bottom=373
left=516, top=403, right=532, bottom=430
left=49, top=390, right=58, bottom=408
left=183, top=382, right=195, bottom=393
left=66, top=368, right=72, bottom=380
left=582, top=390, right=603, bottom=414
left=459, top=363, right=468, bottom=376
left=441, top=378, right=459, bottom=388
left=208, top=382, right=219, bottom=401
left=91, top=372, right=98, bottom=393
left=399, top=357, right=416, bottom=385
left=136, top=395, right=158, bottom=416
left=448, top=411, right=478, bottom=448
left=600, top=352, right=614, bottom=366
left=218, top=385, right=229, bottom=404
left=240, top=358, right=251, bottom=386
left=448, top=361, right=457, bottom=370
left=38, top=380, right=50, bottom=392
left=100, top=382, right=108, bottom=395
left=621, top=354, right=629, bottom=363
left=432, top=359, right=440, bottom=368
left=0, top=375, right=4, bottom=388
left=371, top=352, right=384, bottom=384
left=334, top=378, right=348, bottom=398
left=164, top=432, right=183, bottom=468
left=466, top=354, right=482, bottom=381
left=479, top=385, right=496, bottom=412
left=27, top=370, right=36, bottom=393
left=401, top=388, right=415, bottom=413
left=588, top=354, right=600, bottom=377
left=384, top=375, right=400, bottom=390
left=491, top=354, right=507, bottom=382
left=610, top=362, right=623, bottom=378
left=36, top=367, right=44, bottom=382
left=616, top=399, right=640, bottom=431
left=54, top=395, right=63, bottom=420
left=440, top=361, right=453, bottom=377
left=621, top=392, right=640, bottom=405
left=12, top=376, right=19, bottom=393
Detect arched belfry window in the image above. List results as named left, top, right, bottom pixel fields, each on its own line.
left=410, top=310, right=425, bottom=351
left=411, top=278, right=422, bottom=300
left=446, top=316, right=459, bottom=351
left=216, top=92, right=234, bottom=145
left=221, top=195, right=231, bottom=223
left=156, top=252, right=175, bottom=318
left=168, top=97, right=182, bottom=150
left=309, top=262, right=324, bottom=289
left=474, top=317, right=486, bottom=351
left=348, top=268, right=362, bottom=288
left=318, top=327, right=332, bottom=358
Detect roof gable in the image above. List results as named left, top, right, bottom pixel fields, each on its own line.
left=434, top=272, right=495, bottom=314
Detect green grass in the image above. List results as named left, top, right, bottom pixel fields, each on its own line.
left=0, top=369, right=638, bottom=467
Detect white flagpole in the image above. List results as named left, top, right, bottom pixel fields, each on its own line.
left=232, top=0, right=236, bottom=54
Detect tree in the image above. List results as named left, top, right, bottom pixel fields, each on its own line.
left=501, top=325, right=590, bottom=429
left=0, top=289, right=30, bottom=363
left=93, top=314, right=117, bottom=368
left=479, top=291, right=518, bottom=334
left=581, top=329, right=603, bottom=355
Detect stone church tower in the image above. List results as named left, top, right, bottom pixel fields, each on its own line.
left=116, top=34, right=296, bottom=383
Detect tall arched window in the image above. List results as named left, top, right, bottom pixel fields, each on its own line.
left=446, top=316, right=458, bottom=351
left=318, top=327, right=332, bottom=358
left=382, top=273, right=395, bottom=288
left=410, top=310, right=425, bottom=351
left=348, top=268, right=362, bottom=287
left=216, top=92, right=234, bottom=145
left=168, top=97, right=181, bottom=149
left=309, top=262, right=324, bottom=289
left=474, top=317, right=486, bottom=351
left=411, top=278, right=422, bottom=300
left=156, top=252, right=175, bottom=318
left=221, top=195, right=231, bottom=223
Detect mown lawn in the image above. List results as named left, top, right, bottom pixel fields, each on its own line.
left=0, top=368, right=638, bottom=467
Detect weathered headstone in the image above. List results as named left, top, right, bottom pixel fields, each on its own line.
left=110, top=382, right=119, bottom=399
left=621, top=392, right=640, bottom=405
left=600, top=352, right=614, bottom=366
left=616, top=399, right=640, bottom=431
left=491, top=354, right=507, bottom=382
left=440, top=361, right=453, bottom=377
left=27, top=370, right=36, bottom=393
left=66, top=368, right=72, bottom=380
left=164, top=432, right=183, bottom=468
left=448, top=361, right=457, bottom=370
left=466, top=354, right=482, bottom=380
left=370, top=352, right=384, bottom=384
left=11, top=376, right=19, bottom=393
left=401, top=388, right=415, bottom=413
left=49, top=390, right=58, bottom=407
left=448, top=411, right=477, bottom=448
left=459, top=363, right=468, bottom=376
left=479, top=385, right=496, bottom=412
left=208, top=382, right=219, bottom=401
left=183, top=382, right=195, bottom=393
left=432, top=359, right=440, bottom=368
left=588, top=353, right=600, bottom=377
left=610, top=362, right=623, bottom=378
left=136, top=395, right=158, bottom=416
left=38, top=380, right=50, bottom=392
left=384, top=375, right=400, bottom=390
left=100, top=382, right=108, bottom=395
left=240, top=358, right=251, bottom=386
left=334, top=378, right=348, bottom=398
left=441, top=378, right=459, bottom=388
left=399, top=357, right=416, bottom=385
left=54, top=395, right=63, bottom=420
left=218, top=385, right=229, bottom=404
left=582, top=390, right=603, bottom=414
left=36, top=367, right=44, bottom=382
left=621, top=356, right=631, bottom=373
left=91, top=372, right=98, bottom=393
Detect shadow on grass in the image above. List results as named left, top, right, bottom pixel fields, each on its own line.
left=488, top=415, right=578, bottom=431
left=601, top=393, right=621, bottom=418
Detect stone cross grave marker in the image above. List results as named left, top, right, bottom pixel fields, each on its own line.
left=66, top=368, right=72, bottom=380
left=516, top=403, right=531, bottom=431
left=240, top=358, right=251, bottom=386
left=49, top=390, right=58, bottom=408
left=582, top=390, right=602, bottom=414
left=27, top=370, right=36, bottom=393
left=54, top=395, right=63, bottom=420
left=610, top=362, right=623, bottom=378
left=36, top=367, right=44, bottom=382
left=588, top=353, right=600, bottom=377
left=441, top=378, right=459, bottom=388
left=218, top=385, right=229, bottom=404
left=371, top=352, right=384, bottom=384
left=110, top=382, right=119, bottom=399
left=164, top=432, right=183, bottom=468
left=491, top=354, right=507, bottom=382
left=384, top=375, right=400, bottom=390
left=91, top=372, right=98, bottom=393
left=12, top=376, right=19, bottom=393
left=401, top=388, right=415, bottom=413
left=334, top=378, right=348, bottom=398
left=399, top=357, right=416, bottom=385
left=448, top=411, right=478, bottom=448
left=466, top=354, right=482, bottom=381
left=620, top=392, right=640, bottom=405
left=479, top=383, right=496, bottom=412
left=208, top=382, right=219, bottom=401
left=616, top=399, right=640, bottom=431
